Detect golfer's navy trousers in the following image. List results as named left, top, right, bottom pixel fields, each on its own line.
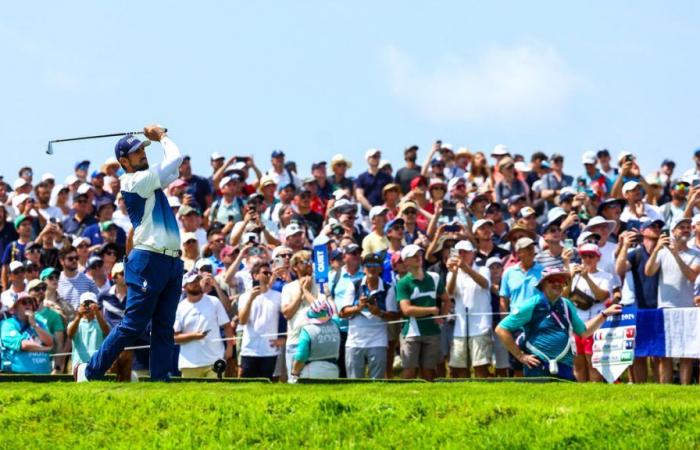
left=85, top=249, right=183, bottom=381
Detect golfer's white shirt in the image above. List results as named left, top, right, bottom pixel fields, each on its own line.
left=120, top=137, right=183, bottom=253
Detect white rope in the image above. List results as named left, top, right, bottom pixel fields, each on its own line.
left=47, top=311, right=508, bottom=358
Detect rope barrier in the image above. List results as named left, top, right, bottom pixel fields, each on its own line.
left=47, top=311, right=508, bottom=358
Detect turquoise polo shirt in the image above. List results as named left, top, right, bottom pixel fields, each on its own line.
left=499, top=292, right=586, bottom=367
left=499, top=262, right=544, bottom=309
left=0, top=317, right=51, bottom=374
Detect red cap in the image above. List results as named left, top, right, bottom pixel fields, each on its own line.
left=410, top=176, right=427, bottom=190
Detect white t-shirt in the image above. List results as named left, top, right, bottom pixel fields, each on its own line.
left=448, top=265, right=492, bottom=337
left=571, top=269, right=614, bottom=321
left=656, top=246, right=700, bottom=308
left=343, top=278, right=397, bottom=348
left=174, top=294, right=229, bottom=369
left=238, top=289, right=282, bottom=357
left=598, top=241, right=621, bottom=288
left=281, top=279, right=318, bottom=346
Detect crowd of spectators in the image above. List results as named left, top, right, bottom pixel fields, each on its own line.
left=1, top=141, right=699, bottom=384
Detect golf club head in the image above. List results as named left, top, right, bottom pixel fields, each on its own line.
left=46, top=142, right=54, bottom=155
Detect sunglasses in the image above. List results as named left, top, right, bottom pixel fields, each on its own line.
left=104, top=251, right=117, bottom=256
left=64, top=256, right=79, bottom=262
left=545, top=226, right=561, bottom=233
left=365, top=263, right=382, bottom=268
left=26, top=248, right=41, bottom=254
left=431, top=186, right=446, bottom=191
left=90, top=262, right=104, bottom=269
left=77, top=244, right=90, bottom=249
left=31, top=286, right=47, bottom=293
left=46, top=274, right=59, bottom=281
left=260, top=271, right=272, bottom=276
left=403, top=209, right=417, bottom=215
left=581, top=253, right=598, bottom=259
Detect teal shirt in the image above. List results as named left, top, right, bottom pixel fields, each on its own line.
left=499, top=293, right=586, bottom=367
left=0, top=317, right=51, bottom=374
left=294, top=317, right=341, bottom=363
left=71, top=319, right=105, bottom=367
left=499, top=263, right=544, bottom=309
left=330, top=268, right=364, bottom=332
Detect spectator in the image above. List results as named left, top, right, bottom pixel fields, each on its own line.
left=89, top=170, right=116, bottom=205
left=294, top=188, right=323, bottom=237
left=644, top=216, right=700, bottom=384
left=310, top=161, right=333, bottom=203
left=500, top=237, right=544, bottom=314
left=0, top=293, right=53, bottom=374
left=40, top=267, right=75, bottom=325
left=238, top=261, right=282, bottom=379
left=539, top=153, right=574, bottom=210
left=1, top=261, right=27, bottom=311
left=534, top=212, right=573, bottom=270
left=328, top=154, right=354, bottom=193
left=72, top=236, right=91, bottom=270
left=2, top=214, right=33, bottom=290
left=86, top=256, right=110, bottom=296
left=362, top=206, right=390, bottom=257
left=579, top=151, right=613, bottom=199
left=466, top=152, right=491, bottom=192
left=356, top=149, right=393, bottom=215
left=81, top=199, right=126, bottom=247
left=178, top=205, right=208, bottom=248
left=209, top=172, right=246, bottom=226
left=66, top=292, right=110, bottom=371
left=266, top=150, right=301, bottom=194
left=396, top=245, right=448, bottom=381
left=281, top=251, right=318, bottom=374
left=596, top=149, right=618, bottom=180
left=495, top=158, right=529, bottom=205
left=34, top=181, right=63, bottom=223
left=179, top=156, right=213, bottom=210
left=339, top=253, right=399, bottom=379
left=496, top=267, right=621, bottom=380
left=62, top=193, right=97, bottom=237
left=57, top=245, right=98, bottom=309
left=567, top=243, right=614, bottom=382
left=395, top=145, right=421, bottom=195
left=446, top=240, right=492, bottom=378
left=290, top=300, right=341, bottom=382
left=659, top=180, right=691, bottom=224
left=174, top=272, right=233, bottom=378
left=28, top=278, right=66, bottom=374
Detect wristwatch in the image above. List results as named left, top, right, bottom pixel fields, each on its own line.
left=600, top=310, right=608, bottom=318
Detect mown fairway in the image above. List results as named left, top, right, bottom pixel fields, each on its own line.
left=0, top=381, right=698, bottom=449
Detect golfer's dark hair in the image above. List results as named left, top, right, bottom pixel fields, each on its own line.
left=251, top=261, right=270, bottom=276
left=59, top=245, right=77, bottom=259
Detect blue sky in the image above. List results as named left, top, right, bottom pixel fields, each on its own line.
left=2, top=1, right=699, bottom=184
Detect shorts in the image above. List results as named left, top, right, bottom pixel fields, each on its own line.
left=449, top=334, right=493, bottom=368
left=388, top=322, right=402, bottom=342
left=575, top=335, right=594, bottom=356
left=400, top=335, right=441, bottom=370
left=492, top=333, right=511, bottom=370
left=440, top=320, right=455, bottom=359
left=180, top=366, right=217, bottom=378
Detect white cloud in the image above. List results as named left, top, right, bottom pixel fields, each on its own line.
left=385, top=43, right=576, bottom=123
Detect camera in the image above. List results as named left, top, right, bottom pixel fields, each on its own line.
left=625, top=154, right=634, bottom=163
left=331, top=224, right=344, bottom=236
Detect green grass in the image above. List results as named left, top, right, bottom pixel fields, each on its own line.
left=0, top=382, right=698, bottom=449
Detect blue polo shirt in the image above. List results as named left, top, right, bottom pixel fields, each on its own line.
left=499, top=262, right=544, bottom=309
left=626, top=246, right=659, bottom=309
left=0, top=317, right=51, bottom=374
left=329, top=267, right=364, bottom=332
left=499, top=292, right=586, bottom=367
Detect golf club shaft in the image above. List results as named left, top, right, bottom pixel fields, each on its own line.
left=50, top=131, right=141, bottom=144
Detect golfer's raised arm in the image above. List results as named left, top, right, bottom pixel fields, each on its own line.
left=143, top=125, right=184, bottom=187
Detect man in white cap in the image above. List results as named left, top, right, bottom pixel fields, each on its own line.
left=356, top=148, right=393, bottom=215
left=174, top=271, right=234, bottom=378
left=362, top=205, right=390, bottom=257
left=395, top=244, right=449, bottom=381
left=645, top=216, right=700, bottom=384
left=209, top=172, right=246, bottom=226
left=472, top=219, right=509, bottom=266
left=579, top=150, right=613, bottom=198
left=283, top=223, right=306, bottom=253
left=619, top=180, right=662, bottom=224
left=446, top=240, right=492, bottom=378
left=1, top=261, right=28, bottom=311
left=67, top=292, right=111, bottom=372
left=582, top=216, right=621, bottom=278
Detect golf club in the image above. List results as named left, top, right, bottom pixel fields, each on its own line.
left=46, top=128, right=168, bottom=155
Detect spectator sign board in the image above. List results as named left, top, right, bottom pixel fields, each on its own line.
left=591, top=307, right=636, bottom=383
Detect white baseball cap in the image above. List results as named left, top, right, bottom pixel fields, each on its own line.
left=400, top=244, right=423, bottom=260
left=472, top=219, right=494, bottom=234
left=485, top=256, right=504, bottom=268
left=79, top=292, right=98, bottom=305
left=491, top=144, right=510, bottom=157
left=72, top=236, right=90, bottom=247
left=65, top=175, right=79, bottom=185
left=514, top=237, right=537, bottom=251
left=13, top=178, right=29, bottom=190
left=210, top=152, right=225, bottom=161
left=369, top=205, right=389, bottom=220
left=9, top=261, right=24, bottom=273
left=76, top=183, right=93, bottom=195
left=41, top=173, right=56, bottom=182
left=455, top=240, right=475, bottom=252
left=622, top=180, right=640, bottom=194
left=284, top=223, right=304, bottom=237
left=581, top=151, right=597, bottom=165
left=365, top=148, right=381, bottom=161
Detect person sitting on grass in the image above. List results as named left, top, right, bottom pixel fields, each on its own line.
left=289, top=299, right=341, bottom=383
left=495, top=266, right=621, bottom=380
left=67, top=292, right=110, bottom=372
left=0, top=293, right=53, bottom=374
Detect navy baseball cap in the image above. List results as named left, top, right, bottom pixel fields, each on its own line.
left=74, top=160, right=90, bottom=171
left=271, top=149, right=285, bottom=158
left=115, top=135, right=150, bottom=161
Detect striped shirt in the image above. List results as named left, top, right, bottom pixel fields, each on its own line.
left=58, top=272, right=99, bottom=309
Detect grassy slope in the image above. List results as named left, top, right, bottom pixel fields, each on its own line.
left=0, top=382, right=698, bottom=449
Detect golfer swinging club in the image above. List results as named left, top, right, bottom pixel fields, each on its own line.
left=75, top=124, right=184, bottom=382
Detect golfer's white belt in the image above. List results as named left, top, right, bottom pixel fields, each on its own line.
left=134, top=245, right=182, bottom=258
